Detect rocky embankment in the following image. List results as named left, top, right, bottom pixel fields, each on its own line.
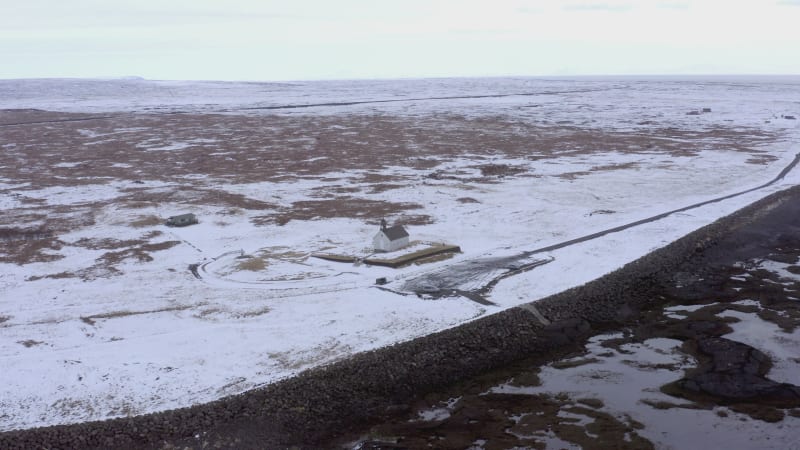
left=4, top=186, right=800, bottom=449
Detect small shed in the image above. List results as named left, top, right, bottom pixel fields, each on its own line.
left=165, top=213, right=198, bottom=227
left=372, top=219, right=409, bottom=252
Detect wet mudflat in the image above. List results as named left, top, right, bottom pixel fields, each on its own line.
left=336, top=195, right=800, bottom=449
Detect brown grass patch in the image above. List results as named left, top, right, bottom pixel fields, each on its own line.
left=236, top=257, right=267, bottom=271
left=234, top=306, right=271, bottom=318
left=557, top=171, right=593, bottom=180
left=73, top=237, right=145, bottom=250
left=0, top=227, right=53, bottom=242
left=591, top=162, right=639, bottom=172
left=255, top=198, right=432, bottom=226
left=456, top=197, right=480, bottom=204
left=80, top=304, right=194, bottom=325
left=130, top=215, right=163, bottom=228
left=97, top=240, right=181, bottom=265
left=476, top=163, right=527, bottom=177
left=323, top=186, right=362, bottom=195
left=196, top=308, right=223, bottom=318
left=747, top=155, right=779, bottom=165
left=368, top=184, right=405, bottom=194
left=26, top=271, right=76, bottom=281
left=118, top=187, right=275, bottom=211
left=589, top=209, right=616, bottom=216
left=358, top=172, right=402, bottom=184
left=0, top=237, right=65, bottom=265
left=17, top=339, right=45, bottom=347
left=259, top=247, right=308, bottom=261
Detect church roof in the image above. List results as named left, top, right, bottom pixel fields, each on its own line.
left=381, top=225, right=409, bottom=241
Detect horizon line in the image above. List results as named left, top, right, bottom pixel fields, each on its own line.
left=2, top=73, right=800, bottom=84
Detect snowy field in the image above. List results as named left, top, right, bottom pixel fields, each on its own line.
left=1, top=76, right=799, bottom=431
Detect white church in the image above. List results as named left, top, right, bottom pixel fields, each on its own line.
left=372, top=219, right=409, bottom=252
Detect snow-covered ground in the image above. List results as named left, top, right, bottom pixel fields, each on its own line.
left=1, top=76, right=799, bottom=431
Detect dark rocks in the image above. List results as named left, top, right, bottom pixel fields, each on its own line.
left=674, top=337, right=800, bottom=405
left=541, top=318, right=592, bottom=346
left=684, top=320, right=731, bottom=336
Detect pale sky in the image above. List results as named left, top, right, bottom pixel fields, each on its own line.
left=2, top=0, right=799, bottom=80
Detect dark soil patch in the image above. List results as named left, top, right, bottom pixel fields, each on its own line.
left=96, top=240, right=181, bottom=265
left=0, top=236, right=65, bottom=265
left=80, top=304, right=195, bottom=326
left=26, top=271, right=76, bottom=282
left=129, top=215, right=163, bottom=228
left=117, top=187, right=276, bottom=211
left=258, top=199, right=431, bottom=226
left=476, top=163, right=527, bottom=177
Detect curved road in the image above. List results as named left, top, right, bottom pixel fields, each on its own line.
left=519, top=151, right=800, bottom=257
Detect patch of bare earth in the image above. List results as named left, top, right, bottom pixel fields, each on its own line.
left=129, top=215, right=163, bottom=228
left=23, top=233, right=181, bottom=281
left=254, top=199, right=432, bottom=226
left=80, top=304, right=196, bottom=326
left=456, top=197, right=480, bottom=204
left=0, top=227, right=64, bottom=265
left=236, top=257, right=267, bottom=272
